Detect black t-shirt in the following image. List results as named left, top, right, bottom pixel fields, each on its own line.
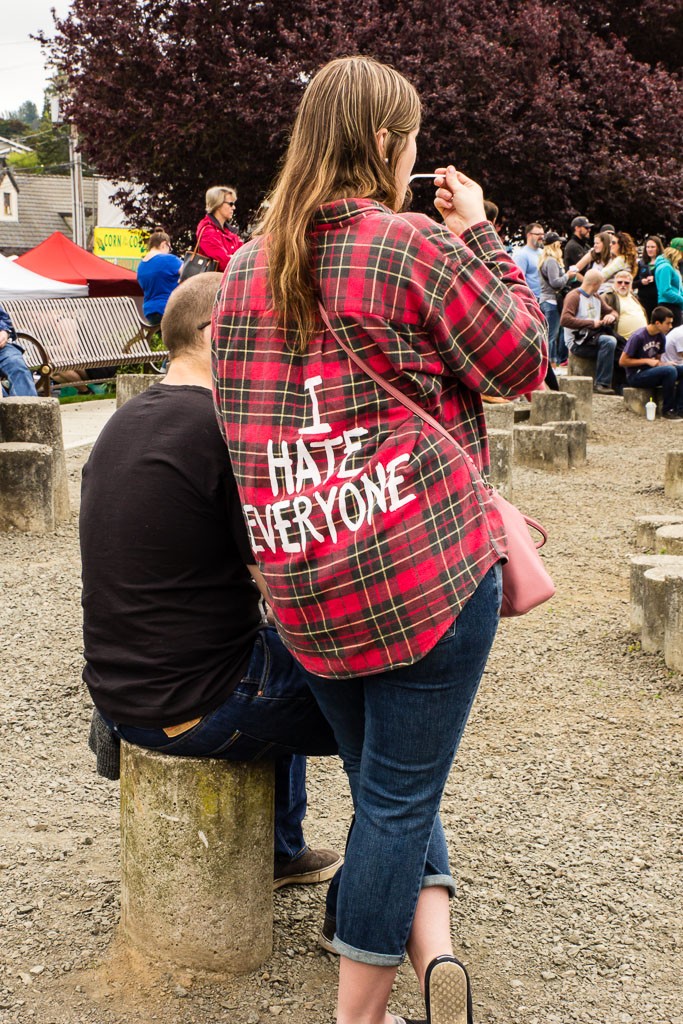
left=564, top=235, right=591, bottom=269
left=80, top=384, right=261, bottom=727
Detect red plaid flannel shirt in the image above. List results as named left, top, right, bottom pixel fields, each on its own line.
left=213, top=199, right=547, bottom=678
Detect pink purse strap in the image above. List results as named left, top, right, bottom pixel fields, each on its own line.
left=316, top=300, right=547, bottom=550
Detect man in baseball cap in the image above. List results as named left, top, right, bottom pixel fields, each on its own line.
left=565, top=216, right=594, bottom=267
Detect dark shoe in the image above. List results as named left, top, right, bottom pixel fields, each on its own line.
left=424, top=955, right=473, bottom=1024
left=663, top=410, right=680, bottom=420
left=318, top=912, right=338, bottom=954
left=274, top=847, right=343, bottom=890
left=593, top=383, right=615, bottom=395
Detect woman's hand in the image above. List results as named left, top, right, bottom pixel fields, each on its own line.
left=434, top=165, right=486, bottom=236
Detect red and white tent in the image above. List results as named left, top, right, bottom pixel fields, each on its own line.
left=16, top=232, right=141, bottom=298
left=0, top=253, right=88, bottom=300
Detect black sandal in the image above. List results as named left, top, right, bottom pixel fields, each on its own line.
left=424, top=955, right=473, bottom=1024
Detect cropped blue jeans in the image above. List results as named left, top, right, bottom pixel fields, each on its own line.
left=306, top=563, right=503, bottom=966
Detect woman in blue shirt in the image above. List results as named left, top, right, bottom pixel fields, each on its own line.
left=136, top=230, right=183, bottom=324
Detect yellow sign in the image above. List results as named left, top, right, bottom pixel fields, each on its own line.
left=93, top=227, right=147, bottom=261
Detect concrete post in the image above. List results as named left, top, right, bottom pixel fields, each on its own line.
left=119, top=743, right=274, bottom=972
left=487, top=429, right=513, bottom=499
left=664, top=575, right=683, bottom=673
left=0, top=442, right=55, bottom=533
left=545, top=420, right=588, bottom=467
left=664, top=451, right=683, bottom=500
left=513, top=425, right=569, bottom=471
left=529, top=391, right=576, bottom=426
left=116, top=374, right=161, bottom=409
left=654, top=524, right=683, bottom=556
left=567, top=352, right=596, bottom=381
left=641, top=566, right=683, bottom=654
left=0, top=397, right=69, bottom=522
left=634, top=515, right=683, bottom=552
left=558, top=376, right=593, bottom=425
left=629, top=554, right=683, bottom=632
left=483, top=402, right=516, bottom=431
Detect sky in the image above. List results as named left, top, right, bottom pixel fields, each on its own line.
left=0, top=0, right=72, bottom=118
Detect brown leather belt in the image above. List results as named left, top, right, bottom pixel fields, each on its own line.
left=162, top=716, right=202, bottom=738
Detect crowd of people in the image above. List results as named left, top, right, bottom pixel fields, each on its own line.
left=511, top=217, right=683, bottom=415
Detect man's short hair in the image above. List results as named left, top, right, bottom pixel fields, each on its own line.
left=484, top=199, right=499, bottom=223
left=161, top=273, right=224, bottom=359
left=525, top=222, right=543, bottom=236
left=651, top=305, right=673, bottom=325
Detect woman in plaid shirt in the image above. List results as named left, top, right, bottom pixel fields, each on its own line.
left=214, top=57, right=546, bottom=1024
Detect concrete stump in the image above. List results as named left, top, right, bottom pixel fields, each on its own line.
left=654, top=524, right=683, bottom=556
left=622, top=388, right=663, bottom=417
left=513, top=425, right=569, bottom=471
left=120, top=743, right=274, bottom=972
left=529, top=390, right=576, bottom=426
left=487, top=428, right=513, bottom=499
left=116, top=374, right=161, bottom=409
left=0, top=442, right=55, bottom=533
left=664, top=575, right=683, bottom=673
left=483, top=402, right=515, bottom=431
left=629, top=554, right=683, bottom=632
left=568, top=352, right=596, bottom=381
left=0, top=397, right=69, bottom=522
left=641, top=566, right=683, bottom=654
left=634, top=514, right=683, bottom=551
left=558, top=376, right=593, bottom=425
left=664, top=451, right=683, bottom=500
left=546, top=420, right=587, bottom=467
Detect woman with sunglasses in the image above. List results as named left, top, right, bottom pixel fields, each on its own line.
left=195, top=186, right=243, bottom=271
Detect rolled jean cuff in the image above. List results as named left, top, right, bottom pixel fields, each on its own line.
left=331, top=935, right=404, bottom=967
left=422, top=873, right=456, bottom=897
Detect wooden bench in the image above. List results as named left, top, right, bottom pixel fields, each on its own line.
left=3, top=297, right=168, bottom=396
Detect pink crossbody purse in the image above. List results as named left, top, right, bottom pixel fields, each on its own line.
left=317, top=301, right=555, bottom=617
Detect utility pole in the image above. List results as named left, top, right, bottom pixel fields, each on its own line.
left=52, top=95, right=86, bottom=248
left=68, top=123, right=86, bottom=248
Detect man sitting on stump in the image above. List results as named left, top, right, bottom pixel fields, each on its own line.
left=620, top=306, right=683, bottom=420
left=80, top=273, right=342, bottom=889
left=560, top=269, right=619, bottom=394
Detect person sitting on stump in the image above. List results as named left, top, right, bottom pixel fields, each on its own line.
left=619, top=306, right=683, bottom=420
left=560, top=268, right=619, bottom=394
left=0, top=302, right=38, bottom=397
left=80, top=273, right=343, bottom=889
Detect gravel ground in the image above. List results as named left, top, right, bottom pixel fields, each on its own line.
left=1, top=395, right=682, bottom=1024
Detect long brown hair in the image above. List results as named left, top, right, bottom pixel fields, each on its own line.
left=258, top=56, right=421, bottom=351
left=612, top=231, right=638, bottom=276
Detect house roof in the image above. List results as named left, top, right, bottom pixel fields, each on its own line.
left=0, top=172, right=97, bottom=256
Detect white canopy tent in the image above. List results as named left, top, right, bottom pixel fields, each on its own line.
left=0, top=254, right=89, bottom=300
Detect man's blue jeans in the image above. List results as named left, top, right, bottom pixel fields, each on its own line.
left=305, top=563, right=502, bottom=966
left=573, top=335, right=616, bottom=387
left=102, top=627, right=338, bottom=860
left=0, top=343, right=38, bottom=397
left=627, top=364, right=683, bottom=414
